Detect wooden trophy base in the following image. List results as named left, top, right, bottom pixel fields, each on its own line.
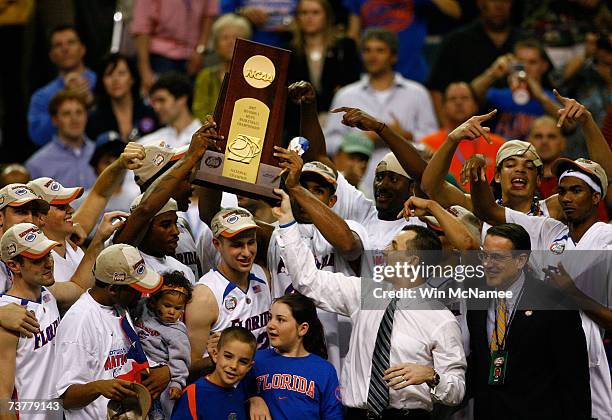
left=194, top=150, right=282, bottom=201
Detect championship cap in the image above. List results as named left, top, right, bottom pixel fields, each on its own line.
left=1, top=223, right=60, bottom=261
left=553, top=158, right=608, bottom=198
left=0, top=184, right=50, bottom=212
left=106, top=382, right=151, bottom=420
left=94, top=244, right=162, bottom=293
left=376, top=152, right=411, bottom=179
left=495, top=140, right=543, bottom=168
left=27, top=177, right=83, bottom=205
left=211, top=207, right=258, bottom=238
left=340, top=132, right=374, bottom=158
left=301, top=161, right=337, bottom=189
left=130, top=194, right=178, bottom=216
left=133, top=141, right=188, bottom=187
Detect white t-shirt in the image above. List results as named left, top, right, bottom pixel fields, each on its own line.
left=504, top=207, right=612, bottom=419
left=174, top=216, right=203, bottom=279
left=137, top=119, right=202, bottom=149
left=141, top=250, right=196, bottom=285
left=480, top=198, right=549, bottom=244
left=333, top=173, right=424, bottom=250
left=0, top=287, right=61, bottom=419
left=55, top=292, right=132, bottom=420
left=197, top=265, right=271, bottom=350
left=268, top=221, right=369, bottom=373
left=52, top=243, right=85, bottom=283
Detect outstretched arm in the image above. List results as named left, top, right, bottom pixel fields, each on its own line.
left=115, top=122, right=221, bottom=246
left=288, top=81, right=334, bottom=167
left=275, top=146, right=363, bottom=261
left=421, top=110, right=497, bottom=209
left=73, top=143, right=145, bottom=235
left=467, top=155, right=505, bottom=225
left=330, top=107, right=427, bottom=180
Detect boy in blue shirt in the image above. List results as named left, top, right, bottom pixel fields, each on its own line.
left=171, top=326, right=257, bottom=419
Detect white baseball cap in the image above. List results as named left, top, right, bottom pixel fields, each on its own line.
left=133, top=141, right=188, bottom=187
left=129, top=194, right=178, bottom=217
left=211, top=207, right=258, bottom=238
left=94, top=244, right=162, bottom=293
left=495, top=140, right=543, bottom=168
left=553, top=157, right=608, bottom=198
left=1, top=223, right=60, bottom=261
left=376, top=152, right=411, bottom=179
left=27, top=177, right=83, bottom=205
left=0, top=184, right=49, bottom=212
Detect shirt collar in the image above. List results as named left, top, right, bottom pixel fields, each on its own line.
left=52, top=135, right=91, bottom=152
left=360, top=72, right=406, bottom=91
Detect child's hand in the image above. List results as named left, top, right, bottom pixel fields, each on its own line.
left=169, top=387, right=182, bottom=400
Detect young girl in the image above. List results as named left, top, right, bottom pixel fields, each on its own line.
left=135, top=271, right=192, bottom=419
left=248, top=294, right=343, bottom=419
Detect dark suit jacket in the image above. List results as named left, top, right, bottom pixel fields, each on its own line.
left=466, top=276, right=591, bottom=420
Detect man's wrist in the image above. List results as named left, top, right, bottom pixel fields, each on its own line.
left=426, top=368, right=440, bottom=388
left=375, top=121, right=386, bottom=135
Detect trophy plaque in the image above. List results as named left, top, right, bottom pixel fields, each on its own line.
left=194, top=39, right=291, bottom=200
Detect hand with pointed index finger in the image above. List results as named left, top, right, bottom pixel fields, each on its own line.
left=554, top=89, right=590, bottom=128
left=331, top=107, right=384, bottom=133
left=448, top=109, right=497, bottom=144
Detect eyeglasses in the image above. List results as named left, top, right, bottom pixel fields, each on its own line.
left=477, top=251, right=515, bottom=263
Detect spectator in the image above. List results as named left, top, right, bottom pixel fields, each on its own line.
left=131, top=0, right=218, bottom=93
left=26, top=91, right=97, bottom=189
left=247, top=294, right=343, bottom=419
left=28, top=24, right=96, bottom=146
left=222, top=0, right=297, bottom=47
left=345, top=0, right=461, bottom=83
left=325, top=28, right=437, bottom=198
left=54, top=244, right=167, bottom=419
left=332, top=131, right=374, bottom=188
left=527, top=116, right=565, bottom=198
left=428, top=0, right=519, bottom=122
left=564, top=35, right=612, bottom=129
left=422, top=81, right=505, bottom=190
left=288, top=0, right=361, bottom=114
left=138, top=72, right=202, bottom=148
left=193, top=14, right=252, bottom=122
left=471, top=39, right=560, bottom=140
left=86, top=53, right=159, bottom=142
left=172, top=327, right=258, bottom=419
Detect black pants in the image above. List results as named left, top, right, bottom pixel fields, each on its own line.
left=345, top=407, right=430, bottom=420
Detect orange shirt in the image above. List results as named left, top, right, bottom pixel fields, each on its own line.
left=422, top=129, right=506, bottom=191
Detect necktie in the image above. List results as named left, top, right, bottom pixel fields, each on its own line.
left=367, top=298, right=398, bottom=417
left=490, top=298, right=508, bottom=352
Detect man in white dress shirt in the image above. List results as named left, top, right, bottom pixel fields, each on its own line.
left=272, top=189, right=466, bottom=419
left=137, top=72, right=202, bottom=149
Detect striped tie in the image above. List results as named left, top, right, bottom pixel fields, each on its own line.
left=490, top=298, right=508, bottom=352
left=367, top=298, right=398, bottom=417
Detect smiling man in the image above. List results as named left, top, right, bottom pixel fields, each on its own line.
left=467, top=223, right=590, bottom=420
left=186, top=208, right=271, bottom=378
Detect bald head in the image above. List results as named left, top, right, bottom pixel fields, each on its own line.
left=528, top=116, right=565, bottom=164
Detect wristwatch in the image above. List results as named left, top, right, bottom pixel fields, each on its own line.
left=427, top=369, right=440, bottom=388
left=196, top=44, right=207, bottom=55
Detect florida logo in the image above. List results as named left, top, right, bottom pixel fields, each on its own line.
left=224, top=296, right=238, bottom=311
left=549, top=242, right=565, bottom=255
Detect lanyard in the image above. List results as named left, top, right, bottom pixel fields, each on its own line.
left=494, top=286, right=525, bottom=350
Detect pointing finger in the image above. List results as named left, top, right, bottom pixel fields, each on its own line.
left=331, top=107, right=353, bottom=114
left=475, top=109, right=497, bottom=122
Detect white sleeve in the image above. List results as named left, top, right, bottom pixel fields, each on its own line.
left=430, top=318, right=467, bottom=406
left=504, top=207, right=567, bottom=250
left=196, top=224, right=219, bottom=275
left=412, top=86, right=439, bottom=142
left=277, top=223, right=361, bottom=317
left=345, top=219, right=370, bottom=251
left=333, top=173, right=377, bottom=224
left=55, top=339, right=97, bottom=398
